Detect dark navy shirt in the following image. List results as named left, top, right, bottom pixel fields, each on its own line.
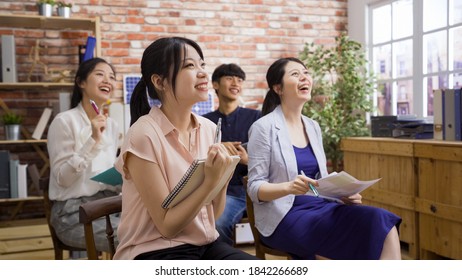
left=203, top=107, right=261, bottom=198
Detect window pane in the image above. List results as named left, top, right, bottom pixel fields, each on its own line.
left=452, top=72, right=462, bottom=88
left=396, top=79, right=413, bottom=115
left=393, top=0, right=413, bottom=39
left=376, top=82, right=392, bottom=116
left=373, top=44, right=391, bottom=79
left=426, top=75, right=448, bottom=116
left=423, top=0, right=447, bottom=32
left=450, top=0, right=462, bottom=25
left=393, top=39, right=413, bottom=77
left=373, top=5, right=391, bottom=44
left=451, top=26, right=462, bottom=70
left=423, top=31, right=447, bottom=74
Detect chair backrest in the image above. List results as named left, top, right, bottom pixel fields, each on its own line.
left=243, top=176, right=292, bottom=260
left=37, top=170, right=86, bottom=259
left=79, top=195, right=122, bottom=260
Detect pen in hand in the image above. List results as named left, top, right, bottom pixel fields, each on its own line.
left=301, top=170, right=319, bottom=197
left=214, top=117, right=222, bottom=144
left=89, top=99, right=100, bottom=115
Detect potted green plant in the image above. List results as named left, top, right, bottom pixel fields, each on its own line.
left=37, top=0, right=56, bottom=17
left=2, top=112, right=23, bottom=140
left=57, top=1, right=72, bottom=18
left=299, top=33, right=374, bottom=172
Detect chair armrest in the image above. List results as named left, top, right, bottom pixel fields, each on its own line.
left=79, top=195, right=122, bottom=224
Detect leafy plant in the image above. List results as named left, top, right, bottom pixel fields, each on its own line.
left=37, top=0, right=56, bottom=5
left=57, top=1, right=72, bottom=8
left=2, top=112, right=23, bottom=125
left=299, top=33, right=374, bottom=171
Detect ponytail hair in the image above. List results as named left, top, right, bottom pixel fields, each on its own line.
left=130, top=78, right=151, bottom=126
left=262, top=57, right=306, bottom=116
left=261, top=90, right=281, bottom=116
left=129, top=37, right=204, bottom=126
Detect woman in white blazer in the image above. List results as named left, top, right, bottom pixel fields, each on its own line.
left=247, top=57, right=402, bottom=260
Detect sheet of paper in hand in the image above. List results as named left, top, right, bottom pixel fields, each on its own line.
left=313, top=171, right=381, bottom=202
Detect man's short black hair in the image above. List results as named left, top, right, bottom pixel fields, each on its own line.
left=212, top=63, right=246, bottom=83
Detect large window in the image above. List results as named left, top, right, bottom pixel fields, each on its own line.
left=349, top=0, right=462, bottom=117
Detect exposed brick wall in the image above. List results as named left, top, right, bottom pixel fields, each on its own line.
left=1, top=0, right=347, bottom=100
left=0, top=0, right=346, bottom=166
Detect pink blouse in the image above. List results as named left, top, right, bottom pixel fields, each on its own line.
left=113, top=106, right=218, bottom=260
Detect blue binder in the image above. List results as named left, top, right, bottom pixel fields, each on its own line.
left=82, top=36, right=96, bottom=62
left=455, top=89, right=461, bottom=141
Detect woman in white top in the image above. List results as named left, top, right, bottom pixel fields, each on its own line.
left=47, top=57, right=120, bottom=252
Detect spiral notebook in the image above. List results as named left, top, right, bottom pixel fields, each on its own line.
left=161, top=156, right=240, bottom=209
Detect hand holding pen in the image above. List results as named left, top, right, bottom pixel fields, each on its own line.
left=90, top=99, right=100, bottom=115
left=89, top=99, right=107, bottom=142
left=300, top=170, right=319, bottom=197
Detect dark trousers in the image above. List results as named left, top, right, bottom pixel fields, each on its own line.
left=135, top=240, right=259, bottom=260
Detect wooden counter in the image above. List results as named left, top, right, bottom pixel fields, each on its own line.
left=341, top=137, right=462, bottom=259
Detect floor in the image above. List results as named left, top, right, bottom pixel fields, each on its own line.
left=236, top=243, right=287, bottom=260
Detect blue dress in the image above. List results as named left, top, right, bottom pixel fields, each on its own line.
left=260, top=144, right=401, bottom=260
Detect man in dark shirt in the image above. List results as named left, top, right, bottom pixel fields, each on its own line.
left=203, top=63, right=261, bottom=246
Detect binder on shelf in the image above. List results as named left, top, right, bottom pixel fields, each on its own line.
left=31, top=107, right=53, bottom=140
left=433, top=89, right=443, bottom=140
left=443, top=89, right=456, bottom=141
left=17, top=163, right=28, bottom=198
left=59, top=92, right=71, bottom=112
left=1, top=35, right=17, bottom=83
left=0, top=150, right=11, bottom=198
left=82, top=36, right=96, bottom=62
left=162, top=156, right=240, bottom=209
left=9, top=154, right=19, bottom=199
left=454, top=89, right=461, bottom=141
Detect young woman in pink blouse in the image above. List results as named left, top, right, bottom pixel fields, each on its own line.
left=113, top=37, right=258, bottom=260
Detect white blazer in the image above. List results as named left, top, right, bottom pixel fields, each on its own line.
left=247, top=105, right=328, bottom=237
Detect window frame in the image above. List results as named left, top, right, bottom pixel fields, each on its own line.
left=348, top=0, right=462, bottom=118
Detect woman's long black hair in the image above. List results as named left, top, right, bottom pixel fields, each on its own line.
left=130, top=37, right=204, bottom=126
left=261, top=57, right=306, bottom=116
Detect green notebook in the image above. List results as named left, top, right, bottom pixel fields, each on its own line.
left=90, top=167, right=122, bottom=186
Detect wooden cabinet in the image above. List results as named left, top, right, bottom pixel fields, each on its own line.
left=414, top=141, right=462, bottom=259
left=341, top=137, right=462, bottom=259
left=341, top=137, right=419, bottom=259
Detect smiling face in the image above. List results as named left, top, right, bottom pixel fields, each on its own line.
left=170, top=44, right=209, bottom=106
left=276, top=60, right=313, bottom=105
left=79, top=62, right=116, bottom=105
left=213, top=75, right=244, bottom=102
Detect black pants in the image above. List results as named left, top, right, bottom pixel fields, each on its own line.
left=135, top=240, right=259, bottom=260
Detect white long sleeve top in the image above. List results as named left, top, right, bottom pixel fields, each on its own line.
left=47, top=103, right=120, bottom=201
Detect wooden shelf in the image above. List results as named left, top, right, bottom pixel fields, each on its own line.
left=0, top=14, right=98, bottom=31
left=0, top=82, right=72, bottom=89
left=0, top=139, right=47, bottom=145
left=0, top=196, right=43, bottom=204
left=0, top=14, right=101, bottom=57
